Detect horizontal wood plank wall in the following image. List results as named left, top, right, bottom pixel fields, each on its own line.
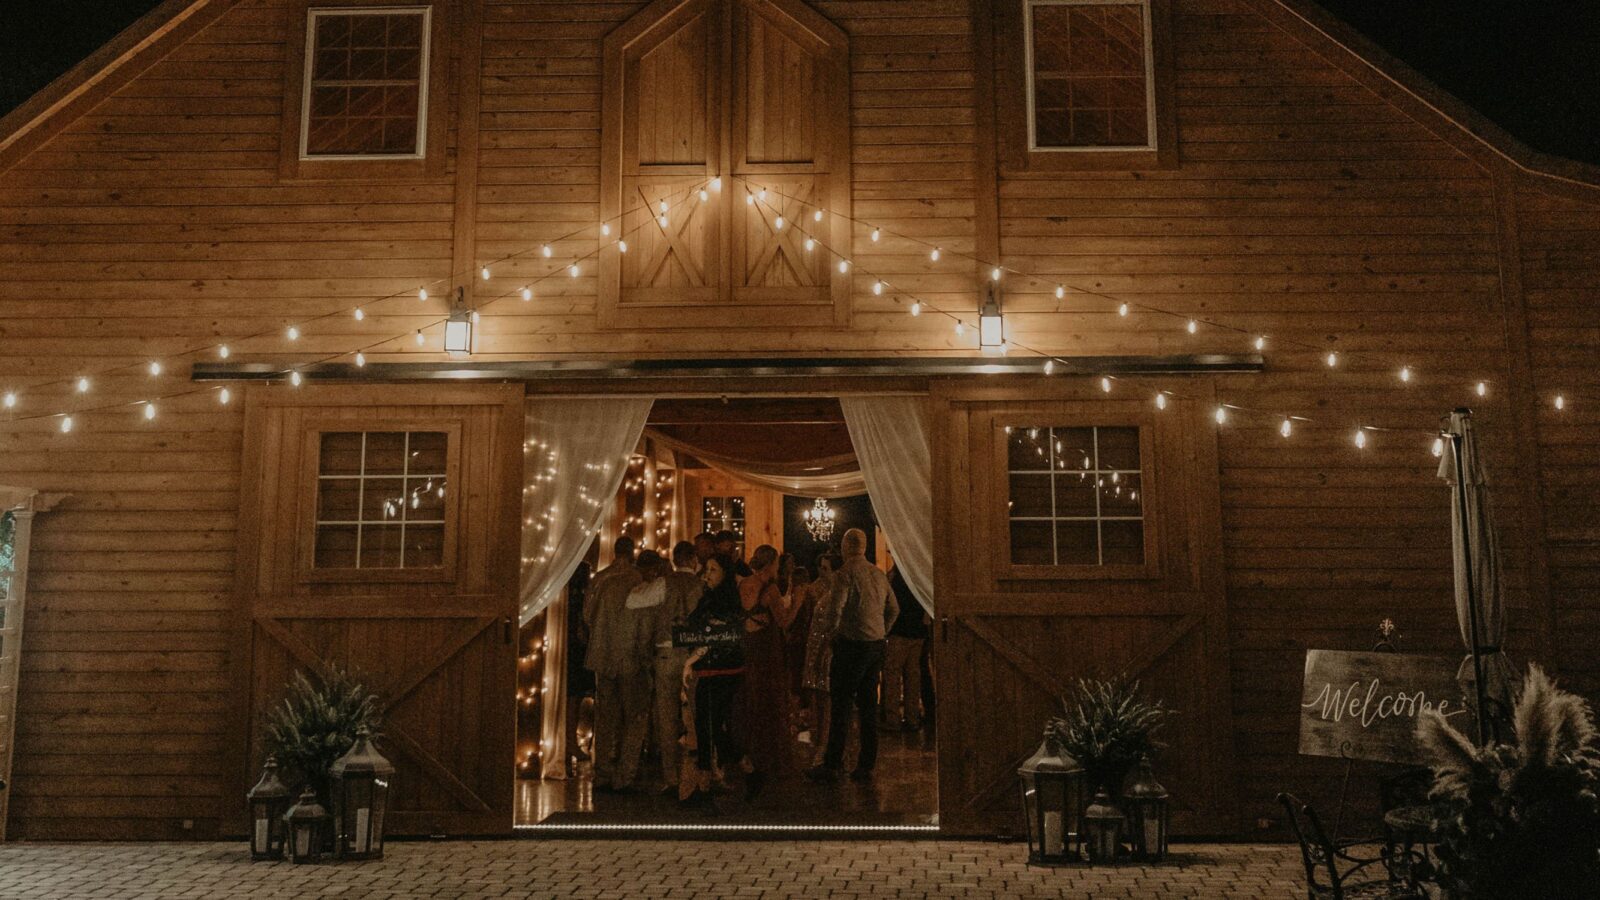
left=1513, top=180, right=1600, bottom=700
left=992, top=0, right=1532, bottom=833
left=0, top=0, right=1580, bottom=839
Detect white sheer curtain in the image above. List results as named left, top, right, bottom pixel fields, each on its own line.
left=519, top=398, right=653, bottom=623
left=840, top=397, right=934, bottom=614
left=644, top=427, right=867, bottom=498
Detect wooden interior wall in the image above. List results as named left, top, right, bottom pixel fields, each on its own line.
left=680, top=470, right=786, bottom=555
left=0, top=0, right=1592, bottom=839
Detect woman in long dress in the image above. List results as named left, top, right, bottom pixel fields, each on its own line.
left=736, top=544, right=793, bottom=798
left=799, top=553, right=842, bottom=762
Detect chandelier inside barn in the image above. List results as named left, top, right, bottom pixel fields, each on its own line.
left=803, top=497, right=836, bottom=543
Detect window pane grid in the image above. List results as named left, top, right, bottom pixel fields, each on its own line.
left=1027, top=0, right=1152, bottom=149
left=315, top=431, right=447, bottom=569
left=1007, top=425, right=1144, bottom=567
left=304, top=10, right=428, bottom=157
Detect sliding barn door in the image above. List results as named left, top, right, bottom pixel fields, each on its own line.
left=598, top=0, right=851, bottom=329
left=227, top=385, right=524, bottom=836
left=930, top=381, right=1236, bottom=836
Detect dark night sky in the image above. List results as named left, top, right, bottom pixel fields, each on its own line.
left=1, top=1, right=1597, bottom=165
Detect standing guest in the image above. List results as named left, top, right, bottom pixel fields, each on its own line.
left=807, top=530, right=897, bottom=784
left=693, top=531, right=717, bottom=572
left=881, top=566, right=928, bottom=732
left=563, top=561, right=594, bottom=773
left=736, top=544, right=791, bottom=798
left=784, top=566, right=814, bottom=704
left=652, top=541, right=705, bottom=794
left=773, top=553, right=799, bottom=630
left=800, top=553, right=843, bottom=756
left=681, top=555, right=746, bottom=808
left=715, top=529, right=753, bottom=578
left=583, top=541, right=649, bottom=792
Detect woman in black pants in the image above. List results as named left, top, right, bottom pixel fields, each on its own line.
left=681, top=555, right=746, bottom=808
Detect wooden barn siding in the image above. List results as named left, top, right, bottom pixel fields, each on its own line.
left=1515, top=183, right=1600, bottom=700
left=0, top=0, right=1578, bottom=839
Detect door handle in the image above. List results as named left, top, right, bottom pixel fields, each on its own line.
left=502, top=616, right=514, bottom=645
left=939, top=616, right=950, bottom=642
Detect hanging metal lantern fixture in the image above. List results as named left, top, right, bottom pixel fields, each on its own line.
left=1017, top=735, right=1085, bottom=865
left=329, top=725, right=395, bottom=860
left=245, top=754, right=293, bottom=860
left=1082, top=788, right=1125, bottom=864
left=283, top=787, right=332, bottom=864
left=1123, top=755, right=1170, bottom=862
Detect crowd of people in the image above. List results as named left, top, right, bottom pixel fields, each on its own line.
left=565, top=526, right=931, bottom=811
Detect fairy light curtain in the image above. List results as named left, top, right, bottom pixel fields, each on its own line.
left=519, top=398, right=654, bottom=623
left=840, top=397, right=934, bottom=615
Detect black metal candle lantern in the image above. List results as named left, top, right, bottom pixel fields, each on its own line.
left=245, top=755, right=292, bottom=860
left=1017, top=736, right=1085, bottom=864
left=330, top=726, right=395, bottom=860
left=284, top=787, right=331, bottom=864
left=1082, top=788, right=1125, bottom=864
left=1123, top=756, right=1170, bottom=862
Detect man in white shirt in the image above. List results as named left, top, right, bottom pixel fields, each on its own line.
left=586, top=547, right=663, bottom=792
left=807, top=528, right=898, bottom=784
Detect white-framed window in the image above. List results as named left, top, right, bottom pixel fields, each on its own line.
left=1006, top=425, right=1145, bottom=566
left=314, top=431, right=449, bottom=569
left=300, top=6, right=432, bottom=159
left=1023, top=0, right=1157, bottom=151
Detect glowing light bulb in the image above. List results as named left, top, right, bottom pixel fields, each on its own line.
left=1280, top=418, right=1293, bottom=438
left=415, top=330, right=425, bottom=346
left=1254, top=336, right=1266, bottom=351
left=1155, top=393, right=1167, bottom=410
left=870, top=228, right=880, bottom=242
left=930, top=248, right=940, bottom=262
left=218, top=345, right=230, bottom=359
left=1432, top=437, right=1445, bottom=457
left=838, top=259, right=850, bottom=273
left=143, top=402, right=156, bottom=420
left=757, top=190, right=767, bottom=202
left=1326, top=351, right=1338, bottom=367
left=1214, top=406, right=1228, bottom=424
left=521, top=287, right=533, bottom=301
left=910, top=301, right=921, bottom=316
left=60, top=415, right=73, bottom=433
left=145, top=361, right=161, bottom=376
left=1044, top=360, right=1054, bottom=375
left=813, top=209, right=823, bottom=222
left=746, top=194, right=755, bottom=206
left=1187, top=319, right=1198, bottom=334
left=481, top=266, right=491, bottom=281
left=954, top=321, right=965, bottom=336
left=1100, top=377, right=1112, bottom=393
left=710, top=177, right=722, bottom=191
left=1354, top=428, right=1367, bottom=449
left=286, top=325, right=300, bottom=341
left=617, top=240, right=628, bottom=254
left=418, top=288, right=428, bottom=301
left=2, top=391, right=14, bottom=408
left=804, top=237, right=815, bottom=252
left=219, top=387, right=231, bottom=405
left=1119, top=303, right=1129, bottom=317
left=568, top=263, right=580, bottom=278
left=1476, top=381, right=1487, bottom=397
left=354, top=352, right=366, bottom=367
left=774, top=216, right=784, bottom=230
left=76, top=377, right=90, bottom=393
left=1055, top=285, right=1065, bottom=299
left=657, top=214, right=669, bottom=227
left=698, top=189, right=708, bottom=202
left=289, top=371, right=303, bottom=387
left=991, top=267, right=1002, bottom=282
left=354, top=307, right=365, bottom=321
left=1555, top=394, right=1566, bottom=410
left=872, top=281, right=883, bottom=295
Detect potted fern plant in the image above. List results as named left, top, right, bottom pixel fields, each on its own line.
left=1418, top=664, right=1600, bottom=898
left=1051, top=676, right=1174, bottom=797
left=262, top=668, right=382, bottom=809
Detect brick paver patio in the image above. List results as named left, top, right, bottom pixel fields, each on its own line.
left=0, top=839, right=1304, bottom=898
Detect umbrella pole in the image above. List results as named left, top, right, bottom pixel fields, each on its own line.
left=1449, top=426, right=1490, bottom=746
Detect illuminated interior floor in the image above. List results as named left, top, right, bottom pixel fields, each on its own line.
left=516, top=725, right=938, bottom=827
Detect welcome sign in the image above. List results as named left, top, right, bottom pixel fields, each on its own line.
left=1299, top=650, right=1474, bottom=765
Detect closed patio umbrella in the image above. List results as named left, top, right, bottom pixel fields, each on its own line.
left=1438, top=408, right=1514, bottom=744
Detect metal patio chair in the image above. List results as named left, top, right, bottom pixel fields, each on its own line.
left=1278, top=792, right=1424, bottom=899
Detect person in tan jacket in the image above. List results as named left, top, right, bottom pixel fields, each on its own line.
left=584, top=539, right=656, bottom=791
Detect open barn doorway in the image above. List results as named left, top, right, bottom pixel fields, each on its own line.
left=513, top=397, right=937, bottom=831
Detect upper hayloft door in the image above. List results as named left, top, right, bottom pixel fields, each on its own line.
left=598, top=0, right=851, bottom=329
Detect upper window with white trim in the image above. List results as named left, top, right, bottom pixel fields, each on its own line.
left=1024, top=0, right=1156, bottom=150
left=301, top=7, right=431, bottom=158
